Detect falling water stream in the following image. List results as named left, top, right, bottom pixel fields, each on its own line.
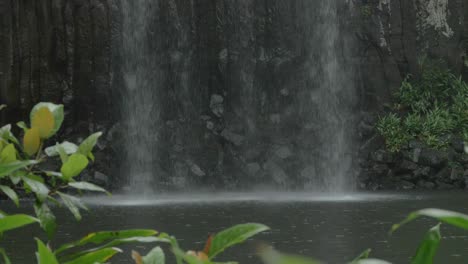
left=120, top=0, right=160, bottom=193
left=307, top=0, right=356, bottom=191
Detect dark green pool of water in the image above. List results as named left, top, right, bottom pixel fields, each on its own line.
left=2, top=192, right=468, bottom=263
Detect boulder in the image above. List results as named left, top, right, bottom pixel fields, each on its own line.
left=396, top=160, right=418, bottom=173
left=264, top=160, right=288, bottom=185
left=434, top=167, right=451, bottom=183
left=94, top=171, right=109, bottom=186
left=399, top=174, right=418, bottom=182
left=246, top=162, right=261, bottom=177
left=417, top=180, right=435, bottom=190
left=300, top=166, right=318, bottom=180
left=450, top=137, right=465, bottom=153
left=220, top=129, right=245, bottom=146
left=274, top=145, right=293, bottom=159
left=371, top=164, right=389, bottom=176
left=417, top=149, right=448, bottom=168
left=450, top=167, right=464, bottom=181
left=436, top=181, right=455, bottom=190
left=397, top=180, right=415, bottom=190
left=188, top=162, right=206, bottom=177
left=370, top=149, right=394, bottom=163
left=243, top=146, right=265, bottom=161
left=403, top=148, right=422, bottom=163
left=414, top=166, right=431, bottom=178
left=174, top=161, right=189, bottom=179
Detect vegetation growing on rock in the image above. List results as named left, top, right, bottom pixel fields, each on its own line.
left=377, top=60, right=468, bottom=152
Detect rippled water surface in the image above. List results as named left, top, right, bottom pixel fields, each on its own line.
left=4, top=192, right=468, bottom=263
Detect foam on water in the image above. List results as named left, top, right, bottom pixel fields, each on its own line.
left=83, top=192, right=415, bottom=207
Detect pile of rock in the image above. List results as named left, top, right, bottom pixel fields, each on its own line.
left=360, top=138, right=468, bottom=190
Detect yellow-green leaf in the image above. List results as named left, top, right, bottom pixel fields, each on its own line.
left=24, top=128, right=41, bottom=156
left=57, top=192, right=87, bottom=221
left=0, top=160, right=38, bottom=178
left=391, top=208, right=468, bottom=233
left=30, top=103, right=64, bottom=137
left=55, top=229, right=158, bottom=255
left=31, top=107, right=55, bottom=139
left=16, top=121, right=28, bottom=132
left=0, top=185, right=19, bottom=207
left=36, top=239, right=59, bottom=264
left=411, top=224, right=441, bottom=264
left=0, top=248, right=11, bottom=264
left=78, top=132, right=102, bottom=161
left=34, top=203, right=57, bottom=240
left=0, top=214, right=38, bottom=233
left=209, top=223, right=269, bottom=259
left=0, top=144, right=17, bottom=163
left=22, top=175, right=49, bottom=202
left=60, top=154, right=89, bottom=181
left=63, top=247, right=121, bottom=264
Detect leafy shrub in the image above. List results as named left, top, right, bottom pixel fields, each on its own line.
left=377, top=61, right=468, bottom=151
left=376, top=114, right=410, bottom=152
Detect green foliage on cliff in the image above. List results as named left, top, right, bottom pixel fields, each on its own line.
left=377, top=61, right=468, bottom=152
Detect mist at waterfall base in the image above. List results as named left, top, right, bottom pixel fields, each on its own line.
left=116, top=0, right=358, bottom=194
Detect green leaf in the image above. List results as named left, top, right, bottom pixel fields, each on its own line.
left=391, top=208, right=468, bottom=233
left=9, top=174, right=22, bottom=185
left=36, top=238, right=59, bottom=264
left=57, top=192, right=87, bottom=221
left=45, top=141, right=78, bottom=157
left=44, top=171, right=63, bottom=178
left=0, top=160, right=38, bottom=178
left=22, top=175, right=49, bottom=202
left=34, top=203, right=57, bottom=240
left=350, top=249, right=372, bottom=263
left=0, top=125, right=19, bottom=145
left=63, top=247, right=121, bottom=264
left=78, top=132, right=102, bottom=161
left=61, top=236, right=169, bottom=261
left=0, top=214, right=38, bottom=233
left=157, top=233, right=183, bottom=264
left=55, top=229, right=158, bottom=255
left=69, top=181, right=110, bottom=195
left=0, top=248, right=11, bottom=264
left=0, top=105, right=6, bottom=111
left=209, top=223, right=269, bottom=259
left=57, top=143, right=69, bottom=164
left=258, top=246, right=321, bottom=264
left=30, top=103, right=64, bottom=137
left=142, top=246, right=165, bottom=264
left=0, top=185, right=19, bottom=207
left=172, top=248, right=210, bottom=264
left=60, top=154, right=89, bottom=181
left=16, top=121, right=28, bottom=132
left=0, top=144, right=17, bottom=163
left=411, top=224, right=441, bottom=264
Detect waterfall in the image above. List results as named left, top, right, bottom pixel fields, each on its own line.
left=120, top=0, right=160, bottom=193
left=301, top=0, right=357, bottom=192
left=116, top=0, right=356, bottom=193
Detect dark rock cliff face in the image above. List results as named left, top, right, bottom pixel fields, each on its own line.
left=1, top=0, right=467, bottom=189
left=0, top=0, right=114, bottom=127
